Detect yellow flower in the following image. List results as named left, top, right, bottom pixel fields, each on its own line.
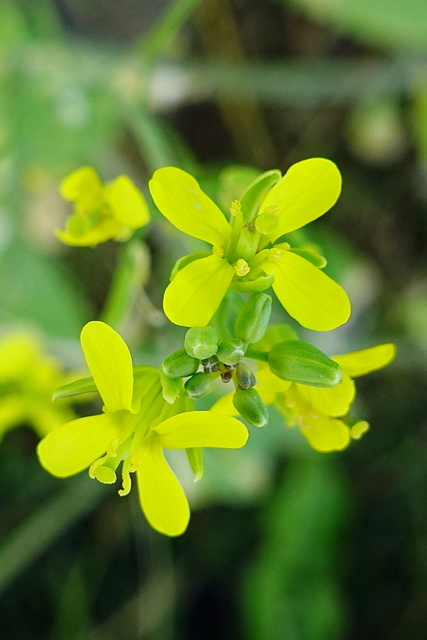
left=56, top=167, right=149, bottom=246
left=212, top=343, right=396, bottom=453
left=0, top=331, right=75, bottom=442
left=149, top=159, right=350, bottom=330
left=37, top=321, right=248, bottom=537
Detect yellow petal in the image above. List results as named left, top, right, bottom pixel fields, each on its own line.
left=59, top=166, right=104, bottom=211
left=55, top=222, right=119, bottom=247
left=300, top=413, right=351, bottom=452
left=149, top=167, right=231, bottom=247
left=137, top=434, right=190, bottom=536
left=163, top=254, right=234, bottom=327
left=256, top=365, right=291, bottom=404
left=80, top=321, right=134, bottom=413
left=260, top=158, right=342, bottom=241
left=296, top=372, right=355, bottom=417
left=209, top=392, right=238, bottom=415
left=333, top=343, right=396, bottom=378
left=264, top=250, right=351, bottom=331
left=0, top=333, right=40, bottom=381
left=106, top=175, right=150, bottom=228
left=37, top=413, right=119, bottom=477
left=154, top=411, right=248, bottom=449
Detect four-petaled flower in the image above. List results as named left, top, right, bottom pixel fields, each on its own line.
left=149, top=158, right=351, bottom=331
left=212, top=343, right=395, bottom=452
left=57, top=167, right=149, bottom=246
left=37, top=321, right=248, bottom=536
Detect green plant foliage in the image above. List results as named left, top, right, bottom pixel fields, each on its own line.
left=287, top=0, right=427, bottom=52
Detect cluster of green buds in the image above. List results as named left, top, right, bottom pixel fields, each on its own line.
left=160, top=291, right=348, bottom=435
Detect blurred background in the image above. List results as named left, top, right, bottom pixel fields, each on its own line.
left=1, top=0, right=426, bottom=638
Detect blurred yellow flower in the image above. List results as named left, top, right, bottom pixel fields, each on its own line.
left=0, top=331, right=75, bottom=442
left=149, top=159, right=350, bottom=330
left=37, top=321, right=248, bottom=536
left=56, top=166, right=149, bottom=246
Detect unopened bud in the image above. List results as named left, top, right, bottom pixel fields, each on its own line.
left=236, top=362, right=256, bottom=389
left=184, top=326, right=219, bottom=360
left=185, top=372, right=214, bottom=398
left=162, top=349, right=199, bottom=379
left=217, top=339, right=245, bottom=365
left=268, top=340, right=342, bottom=388
left=202, top=356, right=220, bottom=374
left=234, top=293, right=272, bottom=344
left=233, top=388, right=268, bottom=427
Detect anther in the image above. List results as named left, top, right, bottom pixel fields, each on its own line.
left=234, top=259, right=250, bottom=277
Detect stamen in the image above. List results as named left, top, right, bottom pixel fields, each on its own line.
left=350, top=421, right=370, bottom=440
left=212, top=245, right=224, bottom=257
left=230, top=200, right=241, bottom=216
left=255, top=206, right=280, bottom=235
left=268, top=248, right=283, bottom=261
left=234, top=259, right=250, bottom=277
left=89, top=456, right=117, bottom=484
left=118, top=458, right=133, bottom=496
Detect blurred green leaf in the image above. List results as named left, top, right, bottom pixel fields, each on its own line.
left=242, top=457, right=348, bottom=640
left=0, top=477, right=104, bottom=597
left=0, top=241, right=92, bottom=337
left=286, top=0, right=427, bottom=52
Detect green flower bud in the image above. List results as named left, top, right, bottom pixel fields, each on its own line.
left=162, top=349, right=199, bottom=379
left=184, top=372, right=214, bottom=398
left=233, top=388, right=268, bottom=428
left=236, top=362, right=256, bottom=389
left=184, top=326, right=219, bottom=360
left=234, top=293, right=272, bottom=344
left=268, top=340, right=342, bottom=388
left=217, top=339, right=245, bottom=365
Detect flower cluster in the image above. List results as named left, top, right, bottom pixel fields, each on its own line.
left=149, top=159, right=350, bottom=331
left=34, top=157, right=397, bottom=536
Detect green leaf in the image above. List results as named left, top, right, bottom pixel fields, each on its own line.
left=268, top=340, right=342, bottom=388
left=287, top=0, right=427, bottom=52
left=0, top=241, right=92, bottom=338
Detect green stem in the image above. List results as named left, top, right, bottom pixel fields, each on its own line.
left=246, top=348, right=269, bottom=362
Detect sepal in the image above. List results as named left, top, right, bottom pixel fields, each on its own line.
left=185, top=372, right=214, bottom=398
left=184, top=326, right=219, bottom=360
left=217, top=339, right=246, bottom=365
left=186, top=447, right=204, bottom=482
left=162, top=349, right=199, bottom=379
left=52, top=376, right=97, bottom=401
left=229, top=273, right=274, bottom=293
left=160, top=371, right=184, bottom=404
left=240, top=169, right=282, bottom=220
